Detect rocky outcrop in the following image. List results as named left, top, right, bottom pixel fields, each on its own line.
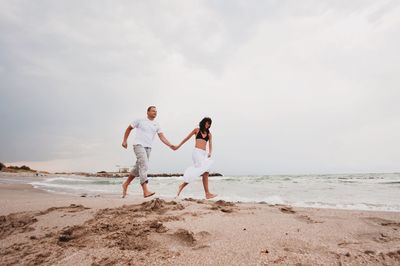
left=64, top=172, right=223, bottom=178
left=148, top=173, right=223, bottom=177
left=1, top=164, right=36, bottom=173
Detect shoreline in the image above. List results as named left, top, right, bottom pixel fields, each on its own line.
left=1, top=182, right=399, bottom=216
left=1, top=172, right=399, bottom=214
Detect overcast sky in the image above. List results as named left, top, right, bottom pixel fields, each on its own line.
left=1, top=0, right=399, bottom=175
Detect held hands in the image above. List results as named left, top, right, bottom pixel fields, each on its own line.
left=170, top=144, right=182, bottom=151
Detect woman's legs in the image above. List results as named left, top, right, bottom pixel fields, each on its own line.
left=202, top=172, right=217, bottom=199
left=177, top=182, right=188, bottom=197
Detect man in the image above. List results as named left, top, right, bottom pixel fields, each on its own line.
left=121, top=106, right=176, bottom=198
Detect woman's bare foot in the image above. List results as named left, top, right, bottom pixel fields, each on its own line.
left=122, top=182, right=128, bottom=198
left=177, top=183, right=184, bottom=197
left=206, top=193, right=217, bottom=199
left=177, top=182, right=188, bottom=197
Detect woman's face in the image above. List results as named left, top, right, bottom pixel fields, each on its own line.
left=205, top=121, right=211, bottom=129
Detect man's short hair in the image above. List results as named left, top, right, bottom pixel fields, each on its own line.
left=147, top=106, right=156, bottom=112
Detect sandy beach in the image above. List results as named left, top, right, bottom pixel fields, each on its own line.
left=1, top=174, right=400, bottom=265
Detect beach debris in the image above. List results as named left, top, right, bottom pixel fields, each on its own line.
left=279, top=206, right=295, bottom=214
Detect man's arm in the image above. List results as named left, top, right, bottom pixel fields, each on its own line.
left=158, top=133, right=174, bottom=150
left=122, top=125, right=134, bottom=149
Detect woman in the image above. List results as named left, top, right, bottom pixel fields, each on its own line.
left=176, top=117, right=217, bottom=199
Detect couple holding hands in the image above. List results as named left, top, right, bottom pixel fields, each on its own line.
left=121, top=106, right=217, bottom=199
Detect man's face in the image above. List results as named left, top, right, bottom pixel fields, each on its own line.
left=147, top=108, right=157, bottom=119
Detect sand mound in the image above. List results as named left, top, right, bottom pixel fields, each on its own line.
left=0, top=213, right=37, bottom=239
left=140, top=198, right=184, bottom=213
left=0, top=199, right=186, bottom=265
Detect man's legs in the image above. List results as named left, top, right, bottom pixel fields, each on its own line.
left=122, top=174, right=135, bottom=198
left=122, top=145, right=154, bottom=198
left=202, top=172, right=217, bottom=199
left=141, top=181, right=154, bottom=198
left=135, top=146, right=154, bottom=198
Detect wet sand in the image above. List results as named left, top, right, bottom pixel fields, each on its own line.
left=0, top=176, right=400, bottom=265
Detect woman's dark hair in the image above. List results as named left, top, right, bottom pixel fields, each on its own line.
left=199, top=117, right=212, bottom=133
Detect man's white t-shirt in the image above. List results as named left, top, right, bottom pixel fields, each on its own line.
left=131, top=118, right=162, bottom=148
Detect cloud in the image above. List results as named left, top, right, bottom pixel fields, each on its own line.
left=1, top=0, right=399, bottom=174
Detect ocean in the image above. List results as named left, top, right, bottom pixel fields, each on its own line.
left=7, top=172, right=399, bottom=212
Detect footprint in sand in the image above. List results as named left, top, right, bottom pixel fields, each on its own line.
left=209, top=200, right=237, bottom=213
left=165, top=229, right=197, bottom=247
left=363, top=217, right=400, bottom=230
left=165, top=229, right=211, bottom=249
left=296, top=215, right=323, bottom=224
left=37, top=204, right=90, bottom=216
left=278, top=206, right=323, bottom=224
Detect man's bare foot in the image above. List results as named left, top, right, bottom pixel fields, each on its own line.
left=144, top=192, right=155, bottom=198
left=206, top=193, right=217, bottom=199
left=122, top=182, right=128, bottom=198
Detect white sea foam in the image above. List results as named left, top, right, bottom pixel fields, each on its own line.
left=5, top=172, right=395, bottom=212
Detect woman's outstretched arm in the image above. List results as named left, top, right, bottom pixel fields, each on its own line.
left=177, top=128, right=197, bottom=149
